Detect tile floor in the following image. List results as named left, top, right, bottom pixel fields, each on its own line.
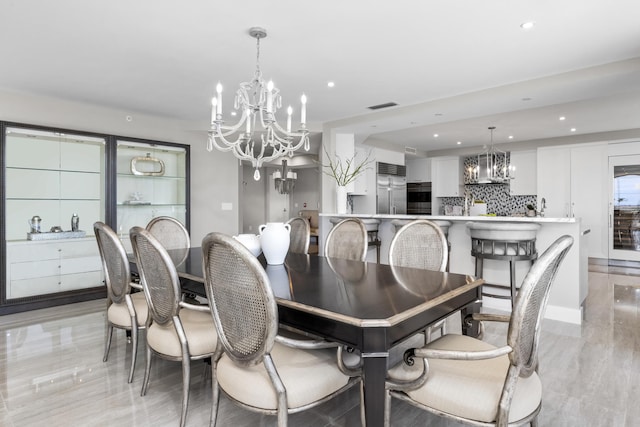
left=0, top=265, right=638, bottom=426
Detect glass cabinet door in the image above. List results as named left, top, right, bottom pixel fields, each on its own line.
left=116, top=139, right=188, bottom=249
left=4, top=126, right=106, bottom=300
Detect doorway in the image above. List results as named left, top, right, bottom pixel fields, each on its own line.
left=609, top=155, right=640, bottom=262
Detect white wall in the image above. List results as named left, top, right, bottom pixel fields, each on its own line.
left=0, top=89, right=240, bottom=245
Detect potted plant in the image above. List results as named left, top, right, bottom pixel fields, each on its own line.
left=321, top=145, right=373, bottom=213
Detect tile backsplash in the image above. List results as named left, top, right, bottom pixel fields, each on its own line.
left=439, top=184, right=537, bottom=216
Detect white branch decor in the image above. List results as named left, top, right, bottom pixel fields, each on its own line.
left=321, top=145, right=373, bottom=187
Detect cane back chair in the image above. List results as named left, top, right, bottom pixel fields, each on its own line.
left=385, top=235, right=574, bottom=427
left=286, top=216, right=310, bottom=254
left=146, top=216, right=190, bottom=250
left=94, top=221, right=148, bottom=383
left=202, top=232, right=359, bottom=426
left=130, top=226, right=216, bottom=427
left=324, top=217, right=368, bottom=261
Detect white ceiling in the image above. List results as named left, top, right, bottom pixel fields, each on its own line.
left=1, top=0, right=640, bottom=154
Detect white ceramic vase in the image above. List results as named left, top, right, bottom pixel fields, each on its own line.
left=336, top=185, right=348, bottom=214
left=233, top=234, right=262, bottom=257
left=259, top=222, right=291, bottom=265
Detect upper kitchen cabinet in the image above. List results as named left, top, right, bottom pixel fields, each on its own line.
left=116, top=139, right=189, bottom=248
left=509, top=150, right=537, bottom=195
left=432, top=156, right=462, bottom=197
left=406, top=157, right=431, bottom=183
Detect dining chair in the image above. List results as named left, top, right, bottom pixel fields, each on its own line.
left=389, top=219, right=449, bottom=342
left=129, top=226, right=217, bottom=427
left=286, top=216, right=310, bottom=254
left=384, top=235, right=574, bottom=427
left=201, top=232, right=360, bottom=427
left=146, top=216, right=190, bottom=250
left=94, top=221, right=148, bottom=383
left=324, top=217, right=368, bottom=261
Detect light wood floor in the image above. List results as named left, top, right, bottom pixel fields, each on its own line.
left=0, top=265, right=638, bottom=426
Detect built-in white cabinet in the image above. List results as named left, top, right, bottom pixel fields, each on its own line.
left=406, top=157, right=431, bottom=182
left=116, top=140, right=188, bottom=248
left=537, top=143, right=607, bottom=258
left=509, top=150, right=537, bottom=195
left=6, top=239, right=102, bottom=299
left=2, top=122, right=190, bottom=313
left=432, top=156, right=461, bottom=197
left=4, top=128, right=105, bottom=241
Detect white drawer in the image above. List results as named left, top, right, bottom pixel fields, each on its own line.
left=60, top=271, right=103, bottom=292
left=10, top=260, right=60, bottom=280
left=60, top=256, right=102, bottom=275
left=8, top=242, right=61, bottom=262
left=9, top=277, right=60, bottom=299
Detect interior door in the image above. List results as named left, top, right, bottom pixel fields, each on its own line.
left=609, top=155, right=640, bottom=261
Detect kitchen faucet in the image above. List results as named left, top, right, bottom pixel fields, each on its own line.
left=540, top=198, right=546, bottom=217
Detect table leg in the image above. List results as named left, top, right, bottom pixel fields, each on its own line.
left=461, top=299, right=482, bottom=338
left=361, top=353, right=387, bottom=427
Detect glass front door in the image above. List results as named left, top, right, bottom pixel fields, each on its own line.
left=609, top=155, right=640, bottom=261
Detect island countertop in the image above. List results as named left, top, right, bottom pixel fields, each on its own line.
left=319, top=213, right=578, bottom=224
left=318, top=213, right=587, bottom=325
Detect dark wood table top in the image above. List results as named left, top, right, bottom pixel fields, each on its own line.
left=166, top=247, right=482, bottom=328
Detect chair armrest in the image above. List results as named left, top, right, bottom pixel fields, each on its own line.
left=412, top=344, right=512, bottom=361
left=275, top=334, right=339, bottom=350
left=337, top=346, right=363, bottom=377
left=471, top=313, right=511, bottom=323
left=179, top=300, right=211, bottom=312
left=130, top=282, right=143, bottom=291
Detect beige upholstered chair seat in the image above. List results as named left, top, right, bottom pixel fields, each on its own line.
left=389, top=334, right=541, bottom=423
left=147, top=309, right=217, bottom=358
left=217, top=343, right=349, bottom=411
left=107, top=291, right=148, bottom=327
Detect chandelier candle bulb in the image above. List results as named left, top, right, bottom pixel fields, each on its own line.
left=216, top=83, right=222, bottom=115
left=211, top=97, right=217, bottom=124
left=287, top=106, right=292, bottom=132
left=301, top=94, right=307, bottom=125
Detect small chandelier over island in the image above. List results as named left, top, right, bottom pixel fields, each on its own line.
left=207, top=27, right=310, bottom=181
left=467, top=126, right=515, bottom=184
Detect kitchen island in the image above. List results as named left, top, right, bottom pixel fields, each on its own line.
left=319, top=213, right=588, bottom=325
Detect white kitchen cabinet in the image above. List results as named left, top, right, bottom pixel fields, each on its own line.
left=537, top=143, right=607, bottom=258
left=432, top=156, right=461, bottom=196
left=509, top=150, right=537, bottom=195
left=6, top=239, right=103, bottom=299
left=406, top=157, right=431, bottom=182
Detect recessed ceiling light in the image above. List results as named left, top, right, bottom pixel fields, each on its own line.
left=570, top=128, right=577, bottom=132
left=433, top=134, right=439, bottom=138
left=559, top=116, right=566, bottom=121
left=508, top=135, right=514, bottom=139
left=520, top=21, right=535, bottom=30
left=456, top=141, right=462, bottom=145
left=327, top=81, right=335, bottom=88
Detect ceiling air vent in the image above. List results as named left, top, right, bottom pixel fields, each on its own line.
left=405, top=147, right=417, bottom=155
left=367, top=102, right=398, bottom=110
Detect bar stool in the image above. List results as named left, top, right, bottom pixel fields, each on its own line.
left=467, top=222, right=540, bottom=308
left=391, top=219, right=452, bottom=271
left=330, top=217, right=381, bottom=263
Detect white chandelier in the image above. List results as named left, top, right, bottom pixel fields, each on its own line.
left=469, top=126, right=515, bottom=183
left=273, top=160, right=297, bottom=194
left=207, top=27, right=310, bottom=181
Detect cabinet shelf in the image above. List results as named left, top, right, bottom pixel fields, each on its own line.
left=117, top=173, right=185, bottom=180
left=7, top=166, right=101, bottom=174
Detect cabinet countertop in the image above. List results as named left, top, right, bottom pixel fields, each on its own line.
left=319, top=213, right=577, bottom=224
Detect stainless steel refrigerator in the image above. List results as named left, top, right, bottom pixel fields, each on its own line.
left=376, top=162, right=407, bottom=214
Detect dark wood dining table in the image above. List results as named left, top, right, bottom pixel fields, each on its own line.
left=138, top=247, right=483, bottom=427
